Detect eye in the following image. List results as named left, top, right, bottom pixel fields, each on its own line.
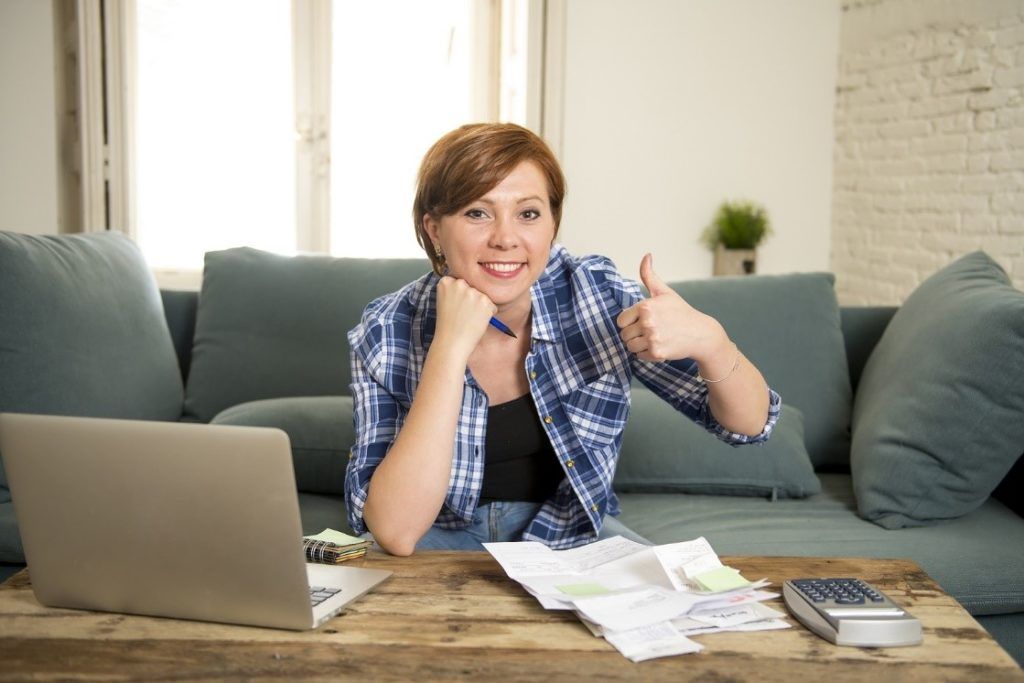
left=521, top=208, right=542, bottom=220
left=464, top=208, right=489, bottom=220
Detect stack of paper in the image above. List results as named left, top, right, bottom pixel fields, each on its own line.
left=484, top=536, right=789, bottom=662
left=302, top=528, right=371, bottom=564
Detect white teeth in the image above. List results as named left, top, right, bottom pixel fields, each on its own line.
left=482, top=262, right=522, bottom=273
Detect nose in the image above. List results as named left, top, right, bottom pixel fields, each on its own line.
left=488, top=214, right=518, bottom=250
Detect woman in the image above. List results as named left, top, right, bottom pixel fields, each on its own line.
left=346, top=123, right=780, bottom=556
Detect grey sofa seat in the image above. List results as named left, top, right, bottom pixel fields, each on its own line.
left=619, top=474, right=1024, bottom=617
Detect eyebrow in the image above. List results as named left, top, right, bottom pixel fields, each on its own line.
left=476, top=195, right=544, bottom=205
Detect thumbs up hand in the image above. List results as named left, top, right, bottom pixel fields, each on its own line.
left=616, top=253, right=729, bottom=363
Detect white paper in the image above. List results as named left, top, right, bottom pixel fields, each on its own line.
left=675, top=618, right=791, bottom=636
left=559, top=535, right=648, bottom=572
left=483, top=541, right=573, bottom=578
left=689, top=602, right=786, bottom=628
left=483, top=536, right=777, bottom=663
left=572, top=586, right=705, bottom=632
left=726, top=618, right=791, bottom=632
left=579, top=616, right=604, bottom=637
left=483, top=536, right=648, bottom=579
left=689, top=586, right=777, bottom=613
left=517, top=571, right=656, bottom=605
left=652, top=537, right=722, bottom=591
left=604, top=621, right=704, bottom=661
left=522, top=585, right=577, bottom=610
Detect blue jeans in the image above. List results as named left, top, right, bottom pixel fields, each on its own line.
left=410, top=501, right=651, bottom=551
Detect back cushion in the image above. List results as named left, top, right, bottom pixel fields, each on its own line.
left=669, top=272, right=852, bottom=469
left=183, top=247, right=429, bottom=422
left=0, top=231, right=184, bottom=491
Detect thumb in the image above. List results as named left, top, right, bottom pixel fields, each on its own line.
left=640, top=253, right=671, bottom=297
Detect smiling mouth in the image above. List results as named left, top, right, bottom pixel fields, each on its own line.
left=480, top=262, right=526, bottom=275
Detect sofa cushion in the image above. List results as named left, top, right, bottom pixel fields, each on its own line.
left=617, top=473, right=1024, bottom=616
left=297, top=492, right=353, bottom=536
left=851, top=251, right=1024, bottom=529
left=0, top=231, right=184, bottom=514
left=615, top=394, right=820, bottom=498
left=669, top=272, right=852, bottom=469
left=183, top=248, right=429, bottom=422
left=212, top=396, right=352, bottom=496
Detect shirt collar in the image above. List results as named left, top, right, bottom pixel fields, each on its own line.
left=528, top=244, right=566, bottom=343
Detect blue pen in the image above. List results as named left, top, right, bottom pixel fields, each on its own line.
left=489, top=316, right=517, bottom=338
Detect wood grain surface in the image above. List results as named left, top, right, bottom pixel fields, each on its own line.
left=1, top=553, right=1021, bottom=682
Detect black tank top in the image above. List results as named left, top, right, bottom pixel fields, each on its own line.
left=478, top=394, right=564, bottom=504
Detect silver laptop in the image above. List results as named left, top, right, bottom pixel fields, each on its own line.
left=0, top=412, right=390, bottom=630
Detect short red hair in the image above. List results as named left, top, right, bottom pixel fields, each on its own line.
left=413, top=123, right=566, bottom=275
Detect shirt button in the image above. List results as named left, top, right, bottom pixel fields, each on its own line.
left=591, top=504, right=599, bottom=512
left=543, top=416, right=553, bottom=424
left=348, top=449, right=354, bottom=460
left=566, top=460, right=574, bottom=468
left=530, top=371, right=537, bottom=380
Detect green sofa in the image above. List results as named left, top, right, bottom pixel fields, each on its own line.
left=1, top=231, right=1022, bottom=664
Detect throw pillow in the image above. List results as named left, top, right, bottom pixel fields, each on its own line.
left=669, top=272, right=852, bottom=469
left=615, top=392, right=820, bottom=498
left=183, top=247, right=429, bottom=422
left=212, top=396, right=352, bottom=496
left=851, top=251, right=1024, bottom=529
left=0, top=231, right=184, bottom=512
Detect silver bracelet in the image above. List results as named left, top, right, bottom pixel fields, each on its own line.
left=697, top=344, right=740, bottom=384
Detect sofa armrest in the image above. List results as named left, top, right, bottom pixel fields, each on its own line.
left=160, top=289, right=199, bottom=383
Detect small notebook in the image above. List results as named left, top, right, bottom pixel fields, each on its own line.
left=302, top=529, right=371, bottom=565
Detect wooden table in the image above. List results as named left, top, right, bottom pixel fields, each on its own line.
left=1, top=553, right=1021, bottom=681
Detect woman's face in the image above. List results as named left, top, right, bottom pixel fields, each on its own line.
left=425, top=160, right=556, bottom=315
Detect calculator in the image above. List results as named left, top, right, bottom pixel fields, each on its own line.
left=783, top=578, right=922, bottom=647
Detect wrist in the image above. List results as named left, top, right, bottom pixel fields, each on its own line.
left=426, top=334, right=474, bottom=370
left=691, top=321, right=730, bottom=366
left=695, top=330, right=737, bottom=382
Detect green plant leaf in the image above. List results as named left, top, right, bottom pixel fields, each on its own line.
left=701, top=201, right=772, bottom=250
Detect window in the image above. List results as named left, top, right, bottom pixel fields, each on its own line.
left=90, top=0, right=542, bottom=280
left=329, top=1, right=490, bottom=259
left=135, top=0, right=296, bottom=269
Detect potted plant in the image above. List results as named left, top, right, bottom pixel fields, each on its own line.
left=701, top=200, right=772, bottom=276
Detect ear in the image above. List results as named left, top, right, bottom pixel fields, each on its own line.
left=423, top=214, right=441, bottom=246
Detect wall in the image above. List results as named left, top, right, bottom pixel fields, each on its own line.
left=0, top=0, right=61, bottom=235
left=832, top=0, right=1024, bottom=304
left=553, top=0, right=841, bottom=283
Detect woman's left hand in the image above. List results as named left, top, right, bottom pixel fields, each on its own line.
left=616, top=253, right=731, bottom=365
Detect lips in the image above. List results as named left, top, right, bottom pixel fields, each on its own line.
left=480, top=262, right=526, bottom=278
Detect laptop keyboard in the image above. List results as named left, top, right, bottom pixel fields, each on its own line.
left=309, top=586, right=342, bottom=607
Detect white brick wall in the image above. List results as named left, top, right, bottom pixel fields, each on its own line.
left=831, top=0, right=1024, bottom=304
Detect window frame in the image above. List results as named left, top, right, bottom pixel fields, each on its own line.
left=78, top=0, right=559, bottom=289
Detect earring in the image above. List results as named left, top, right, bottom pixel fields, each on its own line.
left=433, top=243, right=445, bottom=262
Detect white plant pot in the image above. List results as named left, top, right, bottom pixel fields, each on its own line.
left=713, top=246, right=757, bottom=276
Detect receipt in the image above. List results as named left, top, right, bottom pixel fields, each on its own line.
left=604, top=621, right=703, bottom=662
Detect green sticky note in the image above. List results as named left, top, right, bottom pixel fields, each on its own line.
left=303, top=528, right=365, bottom=546
left=556, top=582, right=610, bottom=596
left=694, top=566, right=751, bottom=592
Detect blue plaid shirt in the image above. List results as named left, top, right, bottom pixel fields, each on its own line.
left=346, top=245, right=781, bottom=549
